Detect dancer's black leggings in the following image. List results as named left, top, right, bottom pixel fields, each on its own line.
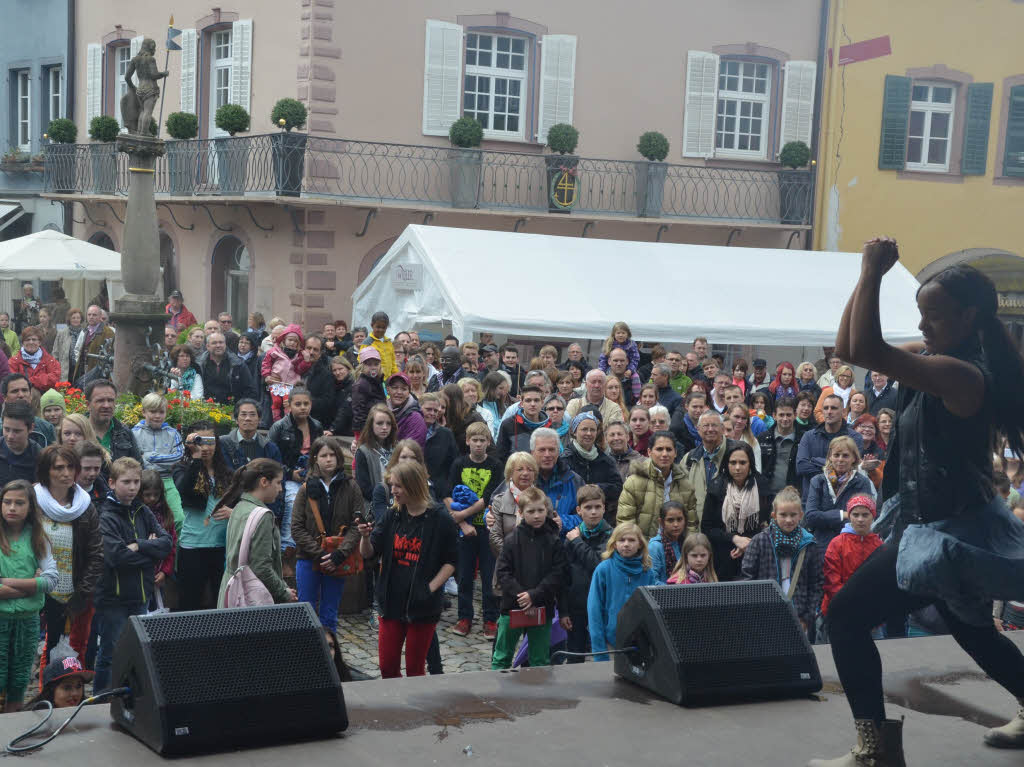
left=828, top=544, right=1024, bottom=722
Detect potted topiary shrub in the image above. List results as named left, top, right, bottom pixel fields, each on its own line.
left=447, top=116, right=484, bottom=209
left=46, top=118, right=78, bottom=193
left=778, top=140, right=812, bottom=225
left=544, top=123, right=580, bottom=213
left=88, top=115, right=120, bottom=194
left=635, top=131, right=670, bottom=217
left=214, top=104, right=250, bottom=195
left=270, top=98, right=308, bottom=196
left=165, top=112, right=199, bottom=195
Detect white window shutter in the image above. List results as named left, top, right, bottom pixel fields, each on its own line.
left=422, top=20, right=463, bottom=136
left=779, top=60, right=817, bottom=150
left=180, top=29, right=197, bottom=114
left=682, top=51, right=719, bottom=158
left=86, top=43, right=103, bottom=125
left=230, top=19, right=253, bottom=113
left=537, top=34, right=577, bottom=145
left=130, top=35, right=143, bottom=59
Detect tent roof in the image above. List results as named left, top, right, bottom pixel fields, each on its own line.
left=0, top=229, right=121, bottom=280
left=352, top=225, right=923, bottom=346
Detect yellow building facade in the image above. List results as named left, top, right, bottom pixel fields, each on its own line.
left=814, top=0, right=1024, bottom=327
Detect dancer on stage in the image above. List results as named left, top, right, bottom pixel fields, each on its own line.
left=809, top=237, right=1024, bottom=765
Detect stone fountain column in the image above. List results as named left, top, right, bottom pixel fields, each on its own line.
left=110, top=133, right=168, bottom=396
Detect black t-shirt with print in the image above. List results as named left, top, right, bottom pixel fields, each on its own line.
left=448, top=454, right=504, bottom=526
left=384, top=510, right=426, bottom=618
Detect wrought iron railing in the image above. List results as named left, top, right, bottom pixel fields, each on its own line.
left=44, top=134, right=813, bottom=224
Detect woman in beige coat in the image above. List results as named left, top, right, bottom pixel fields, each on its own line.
left=616, top=432, right=697, bottom=540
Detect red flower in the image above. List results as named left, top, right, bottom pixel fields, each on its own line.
left=182, top=390, right=191, bottom=399
left=170, top=399, right=181, bottom=405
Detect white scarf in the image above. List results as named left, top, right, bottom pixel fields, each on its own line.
left=20, top=347, right=43, bottom=369
left=34, top=482, right=91, bottom=523
left=832, top=382, right=852, bottom=407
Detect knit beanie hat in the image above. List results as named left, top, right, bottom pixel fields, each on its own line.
left=846, top=494, right=877, bottom=518
left=40, top=388, right=66, bottom=413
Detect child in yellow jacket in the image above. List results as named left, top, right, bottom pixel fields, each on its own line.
left=360, top=311, right=397, bottom=378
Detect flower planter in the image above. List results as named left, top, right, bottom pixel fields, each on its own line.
left=778, top=169, right=812, bottom=225
left=214, top=136, right=249, bottom=195
left=545, top=154, right=579, bottom=213
left=635, top=160, right=668, bottom=217
left=271, top=131, right=307, bottom=197
left=90, top=143, right=118, bottom=194
left=165, top=139, right=199, bottom=195
left=47, top=145, right=78, bottom=193
left=448, top=148, right=482, bottom=208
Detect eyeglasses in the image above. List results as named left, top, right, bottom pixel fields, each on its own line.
left=545, top=405, right=564, bottom=412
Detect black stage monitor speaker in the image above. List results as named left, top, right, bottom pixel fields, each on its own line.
left=614, top=581, right=821, bottom=705
left=110, top=603, right=347, bottom=755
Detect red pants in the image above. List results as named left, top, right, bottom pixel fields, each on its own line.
left=378, top=618, right=437, bottom=678
left=270, top=392, right=288, bottom=420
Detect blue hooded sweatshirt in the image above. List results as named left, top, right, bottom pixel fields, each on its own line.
left=588, top=552, right=658, bottom=661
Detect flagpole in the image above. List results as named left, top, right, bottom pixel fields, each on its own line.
left=157, top=14, right=173, bottom=135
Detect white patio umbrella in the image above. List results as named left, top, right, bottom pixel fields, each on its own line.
left=0, top=229, right=121, bottom=280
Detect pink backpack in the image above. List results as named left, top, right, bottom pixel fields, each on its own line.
left=222, top=507, right=275, bottom=608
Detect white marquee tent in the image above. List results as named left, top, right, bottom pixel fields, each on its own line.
left=0, top=230, right=123, bottom=314
left=352, top=225, right=923, bottom=346
left=0, top=229, right=121, bottom=280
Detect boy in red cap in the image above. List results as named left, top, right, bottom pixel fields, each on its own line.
left=821, top=495, right=882, bottom=617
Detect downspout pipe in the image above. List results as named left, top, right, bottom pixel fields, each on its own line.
left=806, top=0, right=831, bottom=249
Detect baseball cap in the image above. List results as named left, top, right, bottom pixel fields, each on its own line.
left=481, top=344, right=499, bottom=355
left=387, top=372, right=411, bottom=387
left=358, top=347, right=381, bottom=363
left=168, top=289, right=183, bottom=299
left=42, top=656, right=94, bottom=688
left=753, top=358, right=767, bottom=368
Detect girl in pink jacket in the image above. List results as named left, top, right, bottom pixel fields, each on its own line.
left=260, top=324, right=308, bottom=419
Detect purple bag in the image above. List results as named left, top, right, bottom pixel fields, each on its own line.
left=512, top=607, right=568, bottom=668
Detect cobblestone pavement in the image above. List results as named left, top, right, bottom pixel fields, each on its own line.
left=337, top=585, right=494, bottom=678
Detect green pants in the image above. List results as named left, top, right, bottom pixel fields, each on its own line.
left=162, top=476, right=184, bottom=534
left=491, top=614, right=552, bottom=669
left=0, top=614, right=40, bottom=703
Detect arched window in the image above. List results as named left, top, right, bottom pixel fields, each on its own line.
left=211, top=235, right=249, bottom=324
left=88, top=231, right=115, bottom=250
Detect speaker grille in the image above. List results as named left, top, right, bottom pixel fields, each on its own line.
left=645, top=583, right=808, bottom=663
left=138, top=607, right=334, bottom=705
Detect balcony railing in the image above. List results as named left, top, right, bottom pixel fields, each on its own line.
left=44, top=134, right=813, bottom=225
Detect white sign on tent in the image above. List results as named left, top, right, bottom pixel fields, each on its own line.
left=391, top=263, right=422, bottom=291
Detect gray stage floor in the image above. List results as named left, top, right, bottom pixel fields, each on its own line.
left=3, top=633, right=1022, bottom=765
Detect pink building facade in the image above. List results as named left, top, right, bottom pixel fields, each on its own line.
left=51, top=0, right=824, bottom=330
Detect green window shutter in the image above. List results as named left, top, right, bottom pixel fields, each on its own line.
left=878, top=74, right=912, bottom=170
left=961, top=83, right=993, bottom=175
left=1004, top=84, right=1024, bottom=177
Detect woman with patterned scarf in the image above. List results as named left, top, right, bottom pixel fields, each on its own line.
left=700, top=441, right=772, bottom=582
left=803, top=435, right=875, bottom=552
left=740, top=486, right=822, bottom=634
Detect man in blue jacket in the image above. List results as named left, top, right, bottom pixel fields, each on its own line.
left=795, top=394, right=864, bottom=496
left=865, top=371, right=898, bottom=415
left=531, top=428, right=583, bottom=534
left=652, top=364, right=683, bottom=416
